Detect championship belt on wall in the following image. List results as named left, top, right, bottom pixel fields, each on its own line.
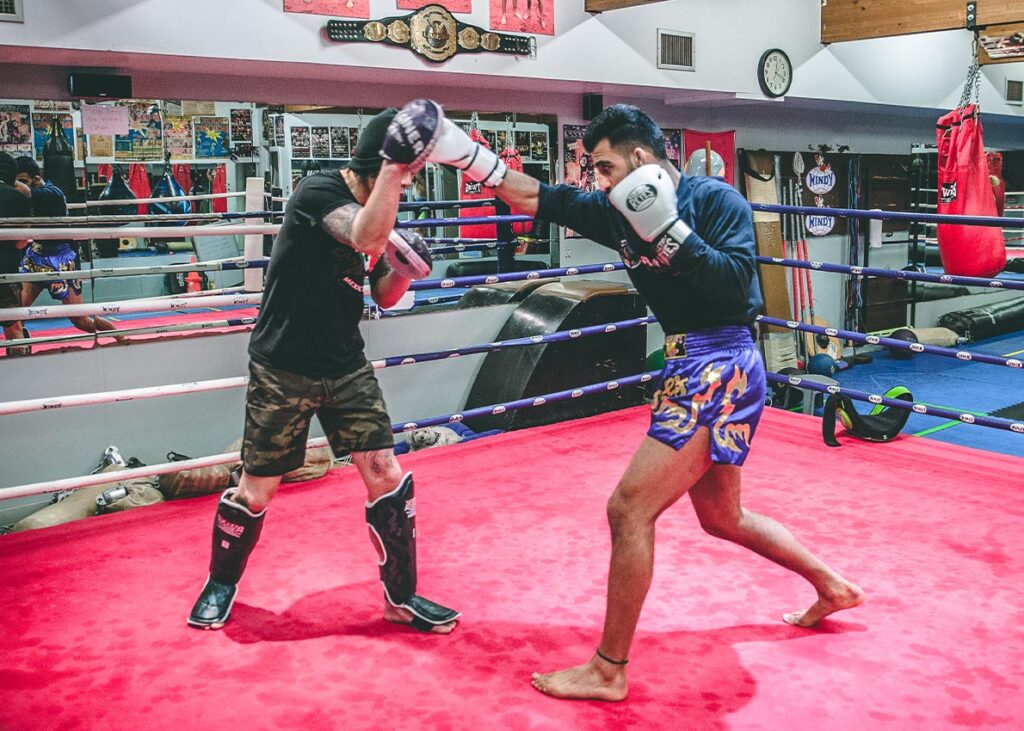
left=325, top=4, right=535, bottom=63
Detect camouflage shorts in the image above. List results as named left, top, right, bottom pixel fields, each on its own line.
left=0, top=282, right=21, bottom=326
left=242, top=359, right=394, bottom=476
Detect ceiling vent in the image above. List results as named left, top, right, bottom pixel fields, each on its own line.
left=0, top=0, right=23, bottom=23
left=657, top=29, right=694, bottom=71
left=1006, top=79, right=1023, bottom=106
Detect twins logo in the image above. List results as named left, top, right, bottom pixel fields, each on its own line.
left=626, top=184, right=658, bottom=212
left=940, top=181, right=957, bottom=203
left=216, top=516, right=245, bottom=539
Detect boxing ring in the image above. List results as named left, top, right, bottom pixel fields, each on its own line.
left=2, top=191, right=1024, bottom=728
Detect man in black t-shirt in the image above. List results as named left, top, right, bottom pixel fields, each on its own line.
left=0, top=152, right=32, bottom=356
left=188, top=109, right=459, bottom=635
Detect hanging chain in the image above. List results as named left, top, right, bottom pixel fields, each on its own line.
left=958, top=35, right=982, bottom=109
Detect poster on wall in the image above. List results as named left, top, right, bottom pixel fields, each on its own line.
left=182, top=101, right=216, bottom=116
left=311, top=126, right=330, bottom=158
left=273, top=116, right=286, bottom=147
left=32, top=113, right=75, bottom=159
left=291, top=126, right=311, bottom=158
left=115, top=101, right=163, bottom=162
left=663, top=129, right=681, bottom=169
left=194, top=116, right=230, bottom=158
left=490, top=0, right=553, bottom=35
left=88, top=134, right=114, bottom=158
left=283, top=0, right=368, bottom=19
left=683, top=129, right=736, bottom=186
left=229, top=108, right=253, bottom=145
left=330, top=127, right=350, bottom=158
left=348, top=127, right=360, bottom=153
left=164, top=116, right=195, bottom=159
left=0, top=105, right=34, bottom=154
left=562, top=124, right=596, bottom=238
left=33, top=100, right=73, bottom=112
left=529, top=132, right=547, bottom=162
left=398, top=0, right=471, bottom=10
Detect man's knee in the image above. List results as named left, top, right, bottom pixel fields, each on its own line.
left=236, top=474, right=281, bottom=512
left=697, top=507, right=744, bottom=541
left=606, top=486, right=649, bottom=537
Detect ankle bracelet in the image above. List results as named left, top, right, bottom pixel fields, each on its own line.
left=595, top=647, right=628, bottom=666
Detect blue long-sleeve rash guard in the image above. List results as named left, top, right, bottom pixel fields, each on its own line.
left=537, top=174, right=763, bottom=334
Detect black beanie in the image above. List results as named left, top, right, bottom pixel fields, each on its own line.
left=0, top=153, right=15, bottom=185
left=347, top=108, right=398, bottom=176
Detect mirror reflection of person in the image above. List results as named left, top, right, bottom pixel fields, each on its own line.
left=0, top=152, right=32, bottom=356
left=15, top=157, right=122, bottom=342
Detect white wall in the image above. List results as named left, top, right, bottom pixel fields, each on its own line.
left=1, top=0, right=1023, bottom=119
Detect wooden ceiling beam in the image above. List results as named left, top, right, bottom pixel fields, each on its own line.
left=821, top=0, right=1024, bottom=43
left=585, top=0, right=670, bottom=13
left=978, top=21, right=1024, bottom=64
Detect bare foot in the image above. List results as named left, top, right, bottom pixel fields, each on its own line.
left=383, top=603, right=457, bottom=635
left=784, top=580, right=865, bottom=627
left=531, top=656, right=627, bottom=701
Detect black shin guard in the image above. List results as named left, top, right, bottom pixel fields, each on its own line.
left=366, top=473, right=417, bottom=605
left=366, top=473, right=459, bottom=630
left=188, top=488, right=265, bottom=629
left=209, top=487, right=265, bottom=584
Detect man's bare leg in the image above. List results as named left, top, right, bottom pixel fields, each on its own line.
left=531, top=430, right=714, bottom=701
left=689, top=466, right=864, bottom=627
left=353, top=448, right=456, bottom=635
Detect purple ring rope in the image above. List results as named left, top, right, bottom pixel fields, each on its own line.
left=766, top=372, right=1024, bottom=434
left=397, top=214, right=533, bottom=229
left=758, top=256, right=1024, bottom=292
left=409, top=261, right=625, bottom=291
left=371, top=316, right=655, bottom=368
left=390, top=371, right=658, bottom=433
left=751, top=202, right=1024, bottom=229
left=398, top=198, right=496, bottom=212
left=756, top=315, right=1024, bottom=369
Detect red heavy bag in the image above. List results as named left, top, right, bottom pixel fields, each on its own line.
left=499, top=146, right=530, bottom=235
left=458, top=129, right=497, bottom=240
left=935, top=104, right=1005, bottom=277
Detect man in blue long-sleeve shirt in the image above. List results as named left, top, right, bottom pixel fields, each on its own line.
left=387, top=100, right=864, bottom=701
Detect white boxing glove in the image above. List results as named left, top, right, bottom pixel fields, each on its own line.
left=427, top=119, right=507, bottom=187
left=608, top=164, right=692, bottom=244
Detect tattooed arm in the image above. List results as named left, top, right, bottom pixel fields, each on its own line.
left=320, top=162, right=410, bottom=257
left=367, top=255, right=413, bottom=310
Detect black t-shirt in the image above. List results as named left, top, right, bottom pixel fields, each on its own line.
left=0, top=184, right=32, bottom=273
left=249, top=172, right=382, bottom=377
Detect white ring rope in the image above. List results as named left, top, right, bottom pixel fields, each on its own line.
left=0, top=292, right=262, bottom=322
left=0, top=223, right=280, bottom=240
left=1, top=312, right=256, bottom=349
left=0, top=257, right=268, bottom=284
left=66, top=191, right=246, bottom=210
left=0, top=438, right=329, bottom=501
left=0, top=377, right=249, bottom=416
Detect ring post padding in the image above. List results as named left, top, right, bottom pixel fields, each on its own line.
left=243, top=177, right=266, bottom=292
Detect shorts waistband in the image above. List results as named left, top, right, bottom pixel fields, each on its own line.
left=664, top=326, right=754, bottom=359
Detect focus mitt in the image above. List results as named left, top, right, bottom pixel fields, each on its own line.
left=380, top=99, right=445, bottom=173
left=385, top=230, right=433, bottom=280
